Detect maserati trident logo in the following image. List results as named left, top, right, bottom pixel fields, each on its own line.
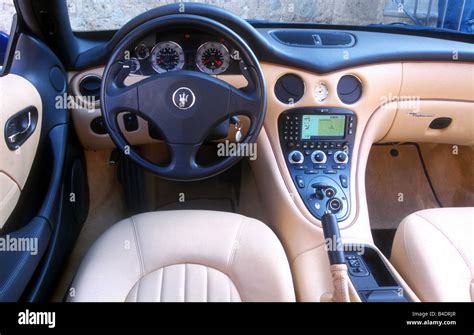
left=172, top=87, right=196, bottom=110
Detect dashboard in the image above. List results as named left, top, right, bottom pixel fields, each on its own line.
left=126, top=29, right=244, bottom=76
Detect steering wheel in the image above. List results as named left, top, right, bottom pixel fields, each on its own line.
left=101, top=14, right=266, bottom=181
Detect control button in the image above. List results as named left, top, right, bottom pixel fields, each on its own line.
left=349, top=260, right=361, bottom=267
left=294, top=165, right=306, bottom=170
left=304, top=149, right=312, bottom=156
left=123, top=113, right=139, bottom=132
left=304, top=169, right=318, bottom=175
left=346, top=255, right=357, bottom=260
left=295, top=176, right=305, bottom=189
left=333, top=164, right=346, bottom=170
left=288, top=150, right=304, bottom=164
left=314, top=164, right=327, bottom=170
left=324, top=169, right=337, bottom=174
left=325, top=188, right=336, bottom=198
left=350, top=266, right=369, bottom=277
left=334, top=150, right=349, bottom=164
left=340, top=175, right=348, bottom=188
left=287, top=141, right=295, bottom=149
left=328, top=198, right=343, bottom=213
left=311, top=150, right=327, bottom=164
left=348, top=129, right=353, bottom=135
left=314, top=202, right=321, bottom=210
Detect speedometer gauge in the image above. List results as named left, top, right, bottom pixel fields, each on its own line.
left=150, top=41, right=185, bottom=73
left=196, top=42, right=230, bottom=75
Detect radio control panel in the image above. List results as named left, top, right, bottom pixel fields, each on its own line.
left=278, top=107, right=357, bottom=221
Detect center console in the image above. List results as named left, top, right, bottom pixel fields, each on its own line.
left=278, top=107, right=357, bottom=220
left=344, top=245, right=411, bottom=302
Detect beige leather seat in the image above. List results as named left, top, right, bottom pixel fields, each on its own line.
left=68, top=210, right=295, bottom=302
left=391, top=208, right=474, bottom=302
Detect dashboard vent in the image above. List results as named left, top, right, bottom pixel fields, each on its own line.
left=270, top=30, right=355, bottom=48
left=275, top=74, right=305, bottom=104
left=79, top=75, right=102, bottom=100
left=337, top=75, right=362, bottom=104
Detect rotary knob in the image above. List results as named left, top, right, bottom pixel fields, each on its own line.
left=334, top=150, right=349, bottom=164
left=311, top=150, right=327, bottom=164
left=288, top=150, right=304, bottom=164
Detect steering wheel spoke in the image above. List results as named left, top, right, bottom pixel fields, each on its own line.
left=229, top=86, right=261, bottom=122
left=103, top=63, right=140, bottom=116
left=167, top=143, right=201, bottom=178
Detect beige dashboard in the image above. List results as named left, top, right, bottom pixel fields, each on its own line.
left=68, top=61, right=474, bottom=301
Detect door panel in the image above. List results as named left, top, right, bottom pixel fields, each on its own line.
left=0, top=172, right=20, bottom=226
left=0, top=74, right=42, bottom=228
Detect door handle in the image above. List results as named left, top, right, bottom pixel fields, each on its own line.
left=4, top=106, right=38, bottom=150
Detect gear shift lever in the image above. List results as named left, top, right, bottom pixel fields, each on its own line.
left=322, top=212, right=345, bottom=264
left=321, top=212, right=351, bottom=302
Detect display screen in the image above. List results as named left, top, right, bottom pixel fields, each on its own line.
left=301, top=115, right=346, bottom=139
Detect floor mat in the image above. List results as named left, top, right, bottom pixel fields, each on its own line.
left=371, top=229, right=397, bottom=259
left=419, top=144, right=474, bottom=207
left=365, top=144, right=439, bottom=231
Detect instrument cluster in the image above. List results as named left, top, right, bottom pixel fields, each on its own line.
left=127, top=30, right=242, bottom=76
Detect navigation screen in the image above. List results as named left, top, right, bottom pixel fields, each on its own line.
left=301, top=115, right=346, bottom=139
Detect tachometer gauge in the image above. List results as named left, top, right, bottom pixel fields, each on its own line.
left=196, top=42, right=230, bottom=75
left=130, top=57, right=141, bottom=74
left=150, top=41, right=185, bottom=73
left=134, top=44, right=150, bottom=60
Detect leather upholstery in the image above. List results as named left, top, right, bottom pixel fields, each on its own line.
left=68, top=210, right=295, bottom=302
left=391, top=208, right=474, bottom=302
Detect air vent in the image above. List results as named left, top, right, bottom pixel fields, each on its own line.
left=270, top=30, right=355, bottom=48
left=275, top=74, right=305, bottom=104
left=337, top=75, right=362, bottom=104
left=79, top=75, right=102, bottom=100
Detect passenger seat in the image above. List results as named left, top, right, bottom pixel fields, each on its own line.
left=391, top=208, right=474, bottom=302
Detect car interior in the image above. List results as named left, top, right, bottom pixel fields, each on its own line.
left=0, top=0, right=473, bottom=304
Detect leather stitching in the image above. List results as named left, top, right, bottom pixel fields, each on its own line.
left=205, top=265, right=209, bottom=302
left=130, top=216, right=145, bottom=276
left=183, top=264, right=187, bottom=302
left=157, top=268, right=163, bottom=302
left=226, top=216, right=246, bottom=271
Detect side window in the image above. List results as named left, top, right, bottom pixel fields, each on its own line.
left=0, top=0, right=16, bottom=66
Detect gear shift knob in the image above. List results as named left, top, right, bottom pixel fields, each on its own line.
left=322, top=212, right=345, bottom=265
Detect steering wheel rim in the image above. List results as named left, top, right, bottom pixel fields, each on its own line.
left=101, top=14, right=266, bottom=181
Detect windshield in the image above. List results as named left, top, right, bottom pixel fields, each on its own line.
left=65, top=0, right=474, bottom=34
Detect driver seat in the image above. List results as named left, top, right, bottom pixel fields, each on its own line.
left=68, top=211, right=295, bottom=302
